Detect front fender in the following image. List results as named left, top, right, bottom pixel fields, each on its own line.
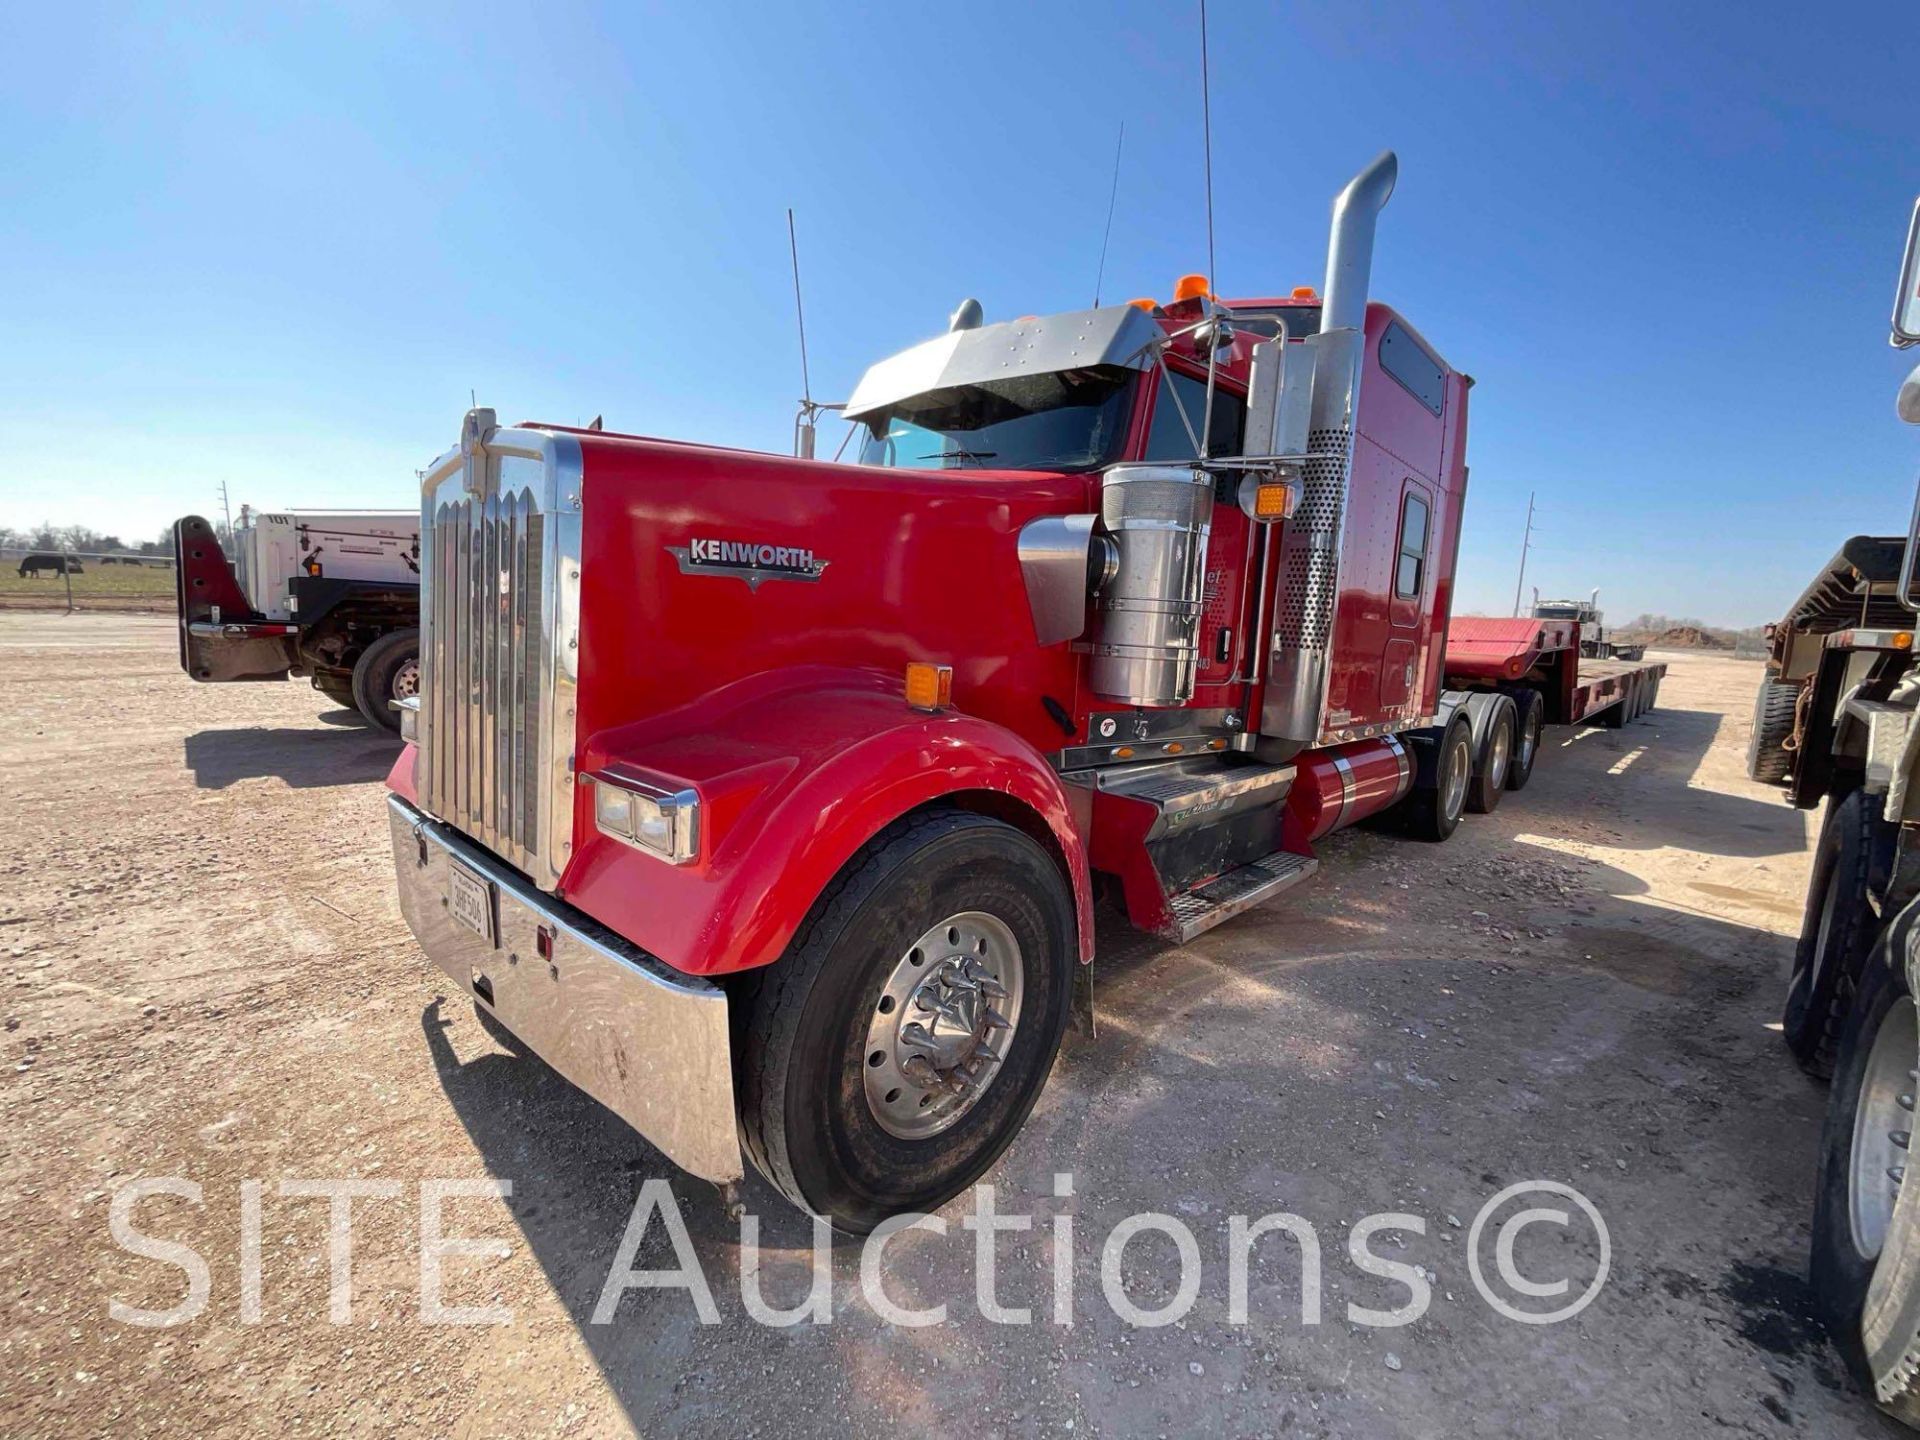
left=560, top=668, right=1093, bottom=976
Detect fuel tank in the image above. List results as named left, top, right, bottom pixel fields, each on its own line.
left=1281, top=735, right=1412, bottom=849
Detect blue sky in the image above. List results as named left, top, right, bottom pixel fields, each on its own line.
left=2, top=0, right=1914, bottom=624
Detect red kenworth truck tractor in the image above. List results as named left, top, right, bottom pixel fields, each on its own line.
left=383, top=153, right=1663, bottom=1230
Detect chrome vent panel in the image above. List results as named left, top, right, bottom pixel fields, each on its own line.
left=416, top=423, right=582, bottom=890
left=1261, top=325, right=1365, bottom=744
left=1270, top=425, right=1353, bottom=654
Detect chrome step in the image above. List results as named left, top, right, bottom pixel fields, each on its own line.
left=1093, top=757, right=1296, bottom=839
left=1165, top=851, right=1319, bottom=943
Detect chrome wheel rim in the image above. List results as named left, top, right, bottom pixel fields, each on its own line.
left=1443, top=733, right=1471, bottom=820
left=1849, top=991, right=1918, bottom=1259
left=391, top=657, right=420, bottom=702
left=1487, top=719, right=1512, bottom=789
left=863, top=911, right=1024, bottom=1139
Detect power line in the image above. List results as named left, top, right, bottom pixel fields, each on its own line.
left=1511, top=491, right=1537, bottom=616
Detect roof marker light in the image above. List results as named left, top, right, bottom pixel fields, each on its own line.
left=1173, top=274, right=1211, bottom=302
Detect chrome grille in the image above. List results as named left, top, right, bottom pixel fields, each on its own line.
left=416, top=421, right=582, bottom=890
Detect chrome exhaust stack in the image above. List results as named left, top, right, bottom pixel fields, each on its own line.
left=1319, top=152, right=1397, bottom=337
left=1260, top=151, right=1398, bottom=747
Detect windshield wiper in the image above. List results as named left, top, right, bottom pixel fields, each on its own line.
left=919, top=448, right=998, bottom=463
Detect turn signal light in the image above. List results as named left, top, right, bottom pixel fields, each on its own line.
left=1898, top=632, right=1915, bottom=650
left=1173, top=273, right=1211, bottom=302
left=905, top=662, right=953, bottom=712
left=1252, top=482, right=1297, bottom=519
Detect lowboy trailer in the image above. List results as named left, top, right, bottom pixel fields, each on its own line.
left=383, top=152, right=1667, bottom=1231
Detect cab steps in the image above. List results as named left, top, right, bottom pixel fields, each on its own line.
left=1166, top=851, right=1318, bottom=943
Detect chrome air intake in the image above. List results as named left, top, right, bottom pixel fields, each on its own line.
left=1087, top=464, right=1215, bottom=707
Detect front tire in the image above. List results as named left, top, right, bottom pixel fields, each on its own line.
left=1785, top=790, right=1892, bottom=1079
left=738, top=810, right=1075, bottom=1233
left=1811, top=941, right=1920, bottom=1427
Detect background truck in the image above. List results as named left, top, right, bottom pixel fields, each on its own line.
left=1755, top=198, right=1920, bottom=1429
left=382, top=152, right=1668, bottom=1233
left=173, top=507, right=420, bottom=729
left=1530, top=591, right=1645, bottom=661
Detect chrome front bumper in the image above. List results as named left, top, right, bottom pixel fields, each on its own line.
left=387, top=796, right=742, bottom=1184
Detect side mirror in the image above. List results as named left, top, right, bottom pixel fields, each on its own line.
left=1244, top=334, right=1315, bottom=462
left=1895, top=198, right=1920, bottom=348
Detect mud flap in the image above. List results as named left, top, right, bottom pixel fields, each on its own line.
left=174, top=515, right=299, bottom=682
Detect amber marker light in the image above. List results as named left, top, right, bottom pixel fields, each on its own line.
left=905, top=662, right=953, bottom=712
left=1253, top=483, right=1297, bottom=519
left=1173, top=273, right=1211, bottom=302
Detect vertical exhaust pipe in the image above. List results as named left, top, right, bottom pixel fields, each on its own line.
left=1260, top=150, right=1401, bottom=749
left=1320, top=151, right=1398, bottom=335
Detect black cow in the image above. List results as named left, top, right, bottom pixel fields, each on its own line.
left=16, top=553, right=83, bottom=578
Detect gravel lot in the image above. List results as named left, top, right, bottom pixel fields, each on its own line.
left=1, top=613, right=1902, bottom=1437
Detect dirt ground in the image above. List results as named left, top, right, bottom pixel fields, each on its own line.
left=0, top=614, right=1904, bottom=1438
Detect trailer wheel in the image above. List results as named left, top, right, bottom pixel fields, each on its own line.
left=1748, top=673, right=1799, bottom=785
left=1503, top=689, right=1545, bottom=792
left=1809, top=938, right=1920, bottom=1426
left=1403, top=714, right=1474, bottom=842
left=1785, top=790, right=1894, bottom=1079
left=1465, top=695, right=1516, bottom=815
left=350, top=628, right=420, bottom=732
left=738, top=809, right=1075, bottom=1233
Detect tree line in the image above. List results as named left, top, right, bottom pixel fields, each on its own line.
left=0, top=521, right=229, bottom=556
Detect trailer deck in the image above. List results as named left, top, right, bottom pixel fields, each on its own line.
left=1445, top=615, right=1666, bottom=726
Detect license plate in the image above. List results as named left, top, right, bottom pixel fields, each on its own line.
left=448, top=864, right=495, bottom=944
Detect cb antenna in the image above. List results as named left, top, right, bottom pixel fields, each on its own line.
left=788, top=208, right=819, bottom=460
left=1197, top=0, right=1222, bottom=459
left=1092, top=121, right=1126, bottom=309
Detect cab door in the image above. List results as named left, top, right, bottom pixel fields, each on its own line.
left=1380, top=479, right=1433, bottom=708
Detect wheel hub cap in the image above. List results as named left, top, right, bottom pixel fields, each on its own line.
left=392, top=658, right=420, bottom=701
left=864, top=912, right=1024, bottom=1139
left=1850, top=992, right=1919, bottom=1259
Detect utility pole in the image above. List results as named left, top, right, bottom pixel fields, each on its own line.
left=1510, top=490, right=1536, bottom=617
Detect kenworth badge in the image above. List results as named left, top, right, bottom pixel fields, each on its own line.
left=666, top=538, right=829, bottom=590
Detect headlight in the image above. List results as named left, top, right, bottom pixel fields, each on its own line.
left=590, top=770, right=700, bottom=865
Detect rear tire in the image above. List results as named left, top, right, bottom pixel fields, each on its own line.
left=1504, top=688, right=1545, bottom=792
left=1465, top=696, right=1516, bottom=815
left=1810, top=942, right=1920, bottom=1426
left=738, top=810, right=1075, bottom=1233
left=1785, top=790, right=1892, bottom=1079
left=1748, top=673, right=1799, bottom=785
left=1403, top=715, right=1474, bottom=842
left=351, top=628, right=420, bottom=732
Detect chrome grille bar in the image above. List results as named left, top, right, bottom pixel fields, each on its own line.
left=416, top=417, right=582, bottom=891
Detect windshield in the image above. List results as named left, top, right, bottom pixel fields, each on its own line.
left=857, top=366, right=1135, bottom=472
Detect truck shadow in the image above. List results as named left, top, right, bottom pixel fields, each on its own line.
left=1506, top=701, right=1805, bottom=860
left=182, top=724, right=397, bottom=789
left=415, top=997, right=875, bottom=1426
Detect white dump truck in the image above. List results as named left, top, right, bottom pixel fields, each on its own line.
left=173, top=507, right=420, bottom=729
